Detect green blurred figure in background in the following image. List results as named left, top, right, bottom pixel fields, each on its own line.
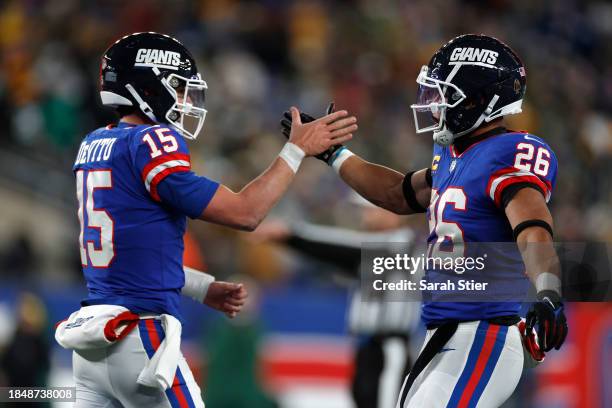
left=203, top=280, right=277, bottom=408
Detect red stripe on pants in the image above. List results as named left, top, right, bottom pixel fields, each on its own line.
left=144, top=320, right=190, bottom=408
left=457, top=324, right=501, bottom=408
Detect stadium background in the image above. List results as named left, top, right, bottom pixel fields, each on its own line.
left=0, top=0, right=611, bottom=407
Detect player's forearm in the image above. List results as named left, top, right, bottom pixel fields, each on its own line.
left=235, top=157, right=296, bottom=230
left=338, top=155, right=414, bottom=214
left=517, top=228, right=562, bottom=295
left=506, top=187, right=561, bottom=295
left=200, top=157, right=296, bottom=231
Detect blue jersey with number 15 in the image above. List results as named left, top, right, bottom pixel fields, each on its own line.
left=422, top=131, right=558, bottom=326
left=72, top=122, right=219, bottom=319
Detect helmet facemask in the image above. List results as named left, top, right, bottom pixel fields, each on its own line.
left=121, top=67, right=208, bottom=140
left=161, top=72, right=207, bottom=140
left=411, top=65, right=466, bottom=145
left=411, top=66, right=525, bottom=146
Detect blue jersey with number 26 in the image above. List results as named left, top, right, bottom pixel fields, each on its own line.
left=423, top=131, right=557, bottom=325
left=72, top=122, right=219, bottom=319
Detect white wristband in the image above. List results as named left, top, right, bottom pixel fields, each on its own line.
left=182, top=266, right=215, bottom=303
left=279, top=143, right=306, bottom=173
left=331, top=148, right=354, bottom=174
left=535, top=272, right=561, bottom=295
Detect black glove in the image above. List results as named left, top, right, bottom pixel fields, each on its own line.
left=280, top=102, right=344, bottom=164
left=526, top=290, right=568, bottom=352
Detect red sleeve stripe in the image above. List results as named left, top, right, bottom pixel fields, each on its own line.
left=142, top=155, right=191, bottom=202
left=486, top=168, right=532, bottom=199
left=486, top=167, right=551, bottom=197
left=141, top=153, right=190, bottom=182
left=144, top=159, right=191, bottom=190
left=148, top=165, right=191, bottom=202
left=488, top=169, right=551, bottom=207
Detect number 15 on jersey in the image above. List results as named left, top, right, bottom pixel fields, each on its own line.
left=76, top=170, right=115, bottom=267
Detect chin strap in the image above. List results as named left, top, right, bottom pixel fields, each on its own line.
left=433, top=94, right=500, bottom=146
left=125, top=83, right=158, bottom=123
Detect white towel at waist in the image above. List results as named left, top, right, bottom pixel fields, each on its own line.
left=55, top=305, right=139, bottom=350
left=55, top=305, right=182, bottom=391
left=137, top=314, right=182, bottom=391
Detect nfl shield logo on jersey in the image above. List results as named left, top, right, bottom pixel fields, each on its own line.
left=449, top=160, right=457, bottom=172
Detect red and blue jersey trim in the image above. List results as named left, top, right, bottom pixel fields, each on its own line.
left=486, top=167, right=552, bottom=207
left=141, top=153, right=191, bottom=202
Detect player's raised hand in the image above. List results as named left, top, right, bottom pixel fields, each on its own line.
left=281, top=103, right=349, bottom=164
left=203, top=281, right=248, bottom=318
left=281, top=102, right=335, bottom=139
left=287, top=106, right=357, bottom=157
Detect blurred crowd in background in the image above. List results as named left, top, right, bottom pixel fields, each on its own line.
left=1, top=0, right=612, bottom=278
left=0, top=0, right=611, bottom=407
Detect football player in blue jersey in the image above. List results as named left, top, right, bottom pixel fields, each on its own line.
left=67, top=32, right=357, bottom=408
left=281, top=34, right=568, bottom=407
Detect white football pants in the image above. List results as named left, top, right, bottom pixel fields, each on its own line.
left=397, top=321, right=524, bottom=408
left=73, top=318, right=204, bottom=408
